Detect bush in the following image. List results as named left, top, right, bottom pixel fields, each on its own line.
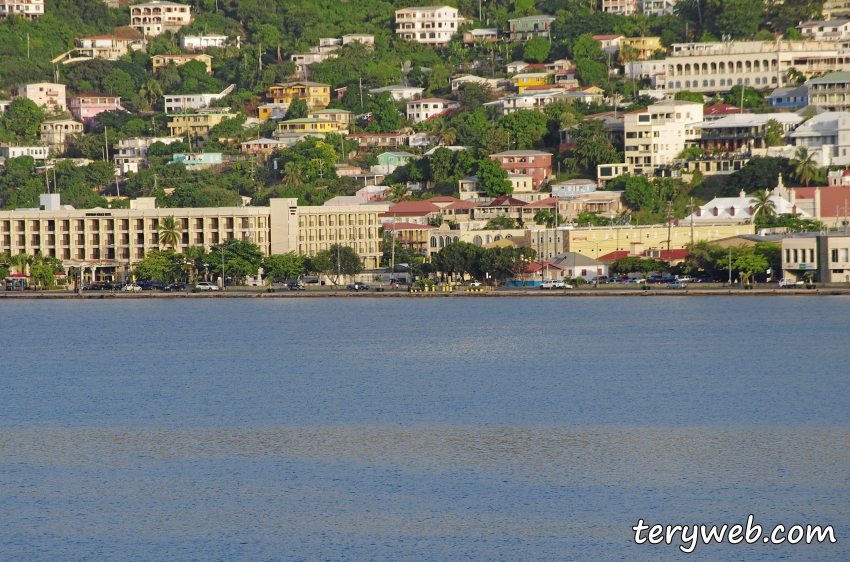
left=413, top=279, right=434, bottom=288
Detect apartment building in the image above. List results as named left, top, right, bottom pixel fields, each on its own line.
left=602, top=0, right=636, bottom=15
left=823, top=0, right=850, bottom=20
left=152, top=53, right=212, bottom=74
left=307, top=109, right=354, bottom=127
left=15, top=83, right=66, bottom=113
left=620, top=100, right=703, bottom=176
left=75, top=35, right=135, bottom=61
left=490, top=150, right=552, bottom=189
left=507, top=15, right=556, bottom=41
left=621, top=37, right=663, bottom=60
left=782, top=234, right=850, bottom=283
left=266, top=82, right=331, bottom=110
left=0, top=146, right=49, bottom=161
left=40, top=119, right=83, bottom=149
left=163, top=85, right=235, bottom=113
left=167, top=109, right=237, bottom=139
left=0, top=195, right=388, bottom=281
left=130, top=1, right=191, bottom=36
left=67, top=93, right=123, bottom=124
left=275, top=117, right=347, bottom=135
left=696, top=112, right=802, bottom=154
left=406, top=98, right=459, bottom=123
left=395, top=6, right=462, bottom=46
left=179, top=35, right=229, bottom=50
left=115, top=136, right=182, bottom=160
left=0, top=0, right=43, bottom=20
left=806, top=71, right=850, bottom=110
left=664, top=41, right=850, bottom=95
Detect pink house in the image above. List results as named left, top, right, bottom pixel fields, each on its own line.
left=67, top=92, right=125, bottom=124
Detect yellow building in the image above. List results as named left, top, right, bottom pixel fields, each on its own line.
left=564, top=224, right=754, bottom=259
left=152, top=53, right=213, bottom=74
left=512, top=72, right=551, bottom=93
left=267, top=81, right=331, bottom=110
left=276, top=118, right=347, bottom=135
left=167, top=110, right=237, bottom=139
left=257, top=102, right=289, bottom=121
left=621, top=37, right=663, bottom=60
left=307, top=108, right=354, bottom=126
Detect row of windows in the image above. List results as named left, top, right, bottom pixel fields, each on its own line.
left=1, top=217, right=265, bottom=233
left=298, top=214, right=376, bottom=227
left=673, top=77, right=778, bottom=89
left=786, top=248, right=816, bottom=263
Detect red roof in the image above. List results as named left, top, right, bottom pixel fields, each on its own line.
left=525, top=261, right=565, bottom=273
left=592, top=34, right=623, bottom=40
left=598, top=251, right=630, bottom=261
left=646, top=249, right=690, bottom=260
left=380, top=200, right=441, bottom=217
left=625, top=108, right=648, bottom=115
left=705, top=103, right=749, bottom=116
left=485, top=195, right=527, bottom=207
left=348, top=132, right=406, bottom=138
left=68, top=92, right=120, bottom=99
left=445, top=200, right=479, bottom=210
left=790, top=185, right=850, bottom=216
left=381, top=222, right=437, bottom=231
left=524, top=197, right=559, bottom=208
left=524, top=63, right=547, bottom=69
left=5, top=273, right=26, bottom=278
left=427, top=196, right=462, bottom=203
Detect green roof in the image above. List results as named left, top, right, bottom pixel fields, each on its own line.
left=807, top=72, right=850, bottom=85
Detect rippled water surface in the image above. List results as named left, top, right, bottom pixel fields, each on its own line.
left=1, top=297, right=848, bottom=560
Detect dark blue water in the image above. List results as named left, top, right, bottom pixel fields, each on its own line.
left=1, top=297, right=848, bottom=560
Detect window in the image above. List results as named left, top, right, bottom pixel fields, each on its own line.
left=793, top=249, right=798, bottom=263
left=832, top=249, right=839, bottom=262
left=810, top=249, right=815, bottom=262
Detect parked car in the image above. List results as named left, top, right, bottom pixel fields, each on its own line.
left=347, top=281, right=369, bottom=291
left=540, top=280, right=570, bottom=289
left=667, top=280, right=688, bottom=289
left=196, top=282, right=219, bottom=291
left=163, top=282, right=186, bottom=291
left=287, top=282, right=305, bottom=291
left=779, top=278, right=804, bottom=288
left=148, top=281, right=167, bottom=290
left=469, top=281, right=482, bottom=287
left=676, top=275, right=693, bottom=283
left=624, top=278, right=645, bottom=284
left=122, top=283, right=142, bottom=292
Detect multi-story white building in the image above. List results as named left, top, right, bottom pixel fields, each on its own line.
left=641, top=0, right=675, bottom=16
left=602, top=0, right=636, bottom=16
left=74, top=35, right=141, bottom=61
left=0, top=195, right=389, bottom=282
left=406, top=98, right=459, bottom=123
left=163, top=84, right=235, bottom=113
left=0, top=0, right=44, bottom=20
left=40, top=119, right=83, bottom=150
left=619, top=100, right=703, bottom=177
left=797, top=19, right=850, bottom=41
left=395, top=6, right=463, bottom=46
left=664, top=41, right=850, bottom=95
left=179, top=35, right=230, bottom=50
left=130, top=1, right=191, bottom=37
left=15, top=83, right=66, bottom=113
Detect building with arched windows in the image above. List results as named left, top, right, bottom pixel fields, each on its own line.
left=663, top=41, right=850, bottom=95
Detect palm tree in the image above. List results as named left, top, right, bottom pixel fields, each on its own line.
left=9, top=252, right=28, bottom=275
left=156, top=216, right=183, bottom=249
left=184, top=245, right=208, bottom=281
left=387, top=183, right=409, bottom=203
left=282, top=161, right=303, bottom=187
left=791, top=147, right=817, bottom=186
left=749, top=189, right=777, bottom=220
left=533, top=210, right=559, bottom=228
left=430, top=119, right=458, bottom=146
left=139, top=79, right=164, bottom=110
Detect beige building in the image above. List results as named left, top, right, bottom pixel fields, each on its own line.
left=152, top=53, right=212, bottom=74
left=395, top=5, right=462, bottom=46
left=130, top=1, right=191, bottom=36
left=0, top=0, right=43, bottom=20
left=620, top=37, right=663, bottom=60
left=15, top=82, right=66, bottom=113
left=619, top=100, right=703, bottom=177
left=75, top=35, right=135, bottom=61
left=782, top=234, right=850, bottom=283
left=40, top=119, right=83, bottom=149
left=167, top=109, right=237, bottom=139
left=665, top=40, right=850, bottom=95
left=0, top=195, right=388, bottom=281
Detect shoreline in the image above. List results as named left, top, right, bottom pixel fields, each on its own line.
left=2, top=288, right=850, bottom=299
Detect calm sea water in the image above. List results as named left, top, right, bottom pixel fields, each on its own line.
left=1, top=297, right=848, bottom=561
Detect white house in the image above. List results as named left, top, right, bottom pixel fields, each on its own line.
left=797, top=19, right=850, bottom=41
left=179, top=35, right=232, bottom=50
left=682, top=178, right=809, bottom=224
left=130, top=1, right=192, bottom=37
left=406, top=98, right=459, bottom=123
left=163, top=84, right=235, bottom=113
left=369, top=85, right=424, bottom=101
left=0, top=146, right=50, bottom=162
left=0, top=0, right=43, bottom=20
left=450, top=74, right=501, bottom=91
left=395, top=5, right=463, bottom=46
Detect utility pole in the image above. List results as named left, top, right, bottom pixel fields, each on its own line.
left=359, top=77, right=363, bottom=109
left=689, top=196, right=695, bottom=242
left=44, top=168, right=49, bottom=194
left=728, top=247, right=732, bottom=285
left=27, top=33, right=30, bottom=59
left=665, top=200, right=673, bottom=251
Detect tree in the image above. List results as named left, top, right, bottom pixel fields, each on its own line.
left=571, top=34, right=606, bottom=64
left=723, top=86, right=768, bottom=110
left=706, top=0, right=762, bottom=39
left=2, top=98, right=44, bottom=140
left=575, top=59, right=607, bottom=87
left=784, top=27, right=803, bottom=40
left=282, top=161, right=303, bottom=187
left=429, top=147, right=455, bottom=183
left=623, top=176, right=655, bottom=210
left=29, top=263, right=55, bottom=288
left=484, top=216, right=517, bottom=229
left=132, top=249, right=178, bottom=282
left=285, top=98, right=309, bottom=120
left=458, top=83, right=493, bottom=110
left=791, top=146, right=817, bottom=186
left=153, top=217, right=182, bottom=250
left=139, top=79, right=164, bottom=109
left=754, top=213, right=824, bottom=232
left=387, top=183, right=409, bottom=203
left=723, top=157, right=793, bottom=196
left=523, top=37, right=551, bottom=63
left=478, top=246, right=526, bottom=284
left=674, top=91, right=705, bottom=104
left=534, top=210, right=562, bottom=228
left=749, top=189, right=777, bottom=220
left=764, top=119, right=785, bottom=147
left=476, top=158, right=512, bottom=197
left=209, top=240, right=263, bottom=282
left=571, top=119, right=620, bottom=175
left=433, top=241, right=482, bottom=281
left=733, top=249, right=768, bottom=284
left=498, top=110, right=548, bottom=150
left=313, top=244, right=362, bottom=284
left=101, top=68, right=136, bottom=99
